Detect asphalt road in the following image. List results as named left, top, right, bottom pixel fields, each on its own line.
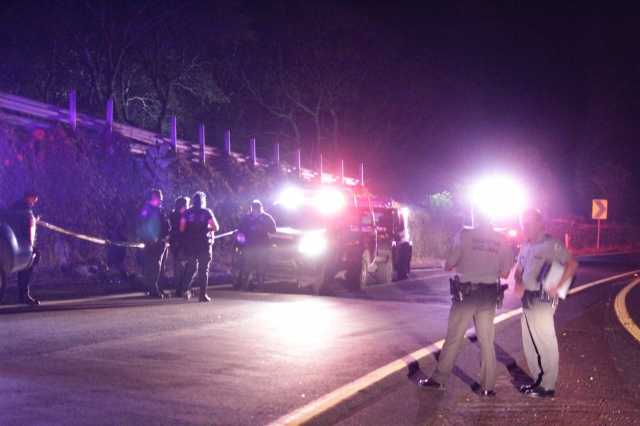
left=1, top=253, right=639, bottom=425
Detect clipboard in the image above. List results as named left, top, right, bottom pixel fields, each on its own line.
left=538, top=260, right=573, bottom=299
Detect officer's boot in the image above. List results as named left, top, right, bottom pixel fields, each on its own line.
left=18, top=283, right=39, bottom=306
left=199, top=284, right=210, bottom=302
left=17, top=269, right=39, bottom=305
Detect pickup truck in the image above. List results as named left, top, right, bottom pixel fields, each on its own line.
left=0, top=211, right=35, bottom=301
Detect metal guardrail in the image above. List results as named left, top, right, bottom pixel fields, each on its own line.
left=0, top=91, right=363, bottom=185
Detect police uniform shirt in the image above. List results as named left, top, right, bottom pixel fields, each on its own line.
left=183, top=207, right=215, bottom=249
left=168, top=210, right=183, bottom=247
left=238, top=212, right=276, bottom=246
left=446, top=224, right=514, bottom=284
left=139, top=203, right=169, bottom=244
left=518, top=231, right=571, bottom=291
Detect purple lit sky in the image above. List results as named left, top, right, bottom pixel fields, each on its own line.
left=361, top=1, right=640, bottom=218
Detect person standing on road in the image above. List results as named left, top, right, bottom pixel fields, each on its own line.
left=168, top=196, right=189, bottom=297
left=420, top=206, right=514, bottom=397
left=236, top=200, right=276, bottom=290
left=515, top=208, right=578, bottom=398
left=6, top=190, right=41, bottom=305
left=138, top=189, right=170, bottom=298
left=179, top=192, right=218, bottom=302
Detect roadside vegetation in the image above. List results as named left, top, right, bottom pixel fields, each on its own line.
left=2, top=120, right=638, bottom=284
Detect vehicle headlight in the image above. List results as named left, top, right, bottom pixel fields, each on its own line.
left=298, top=233, right=327, bottom=256
left=236, top=233, right=246, bottom=244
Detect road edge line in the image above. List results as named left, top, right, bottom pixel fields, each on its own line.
left=614, top=277, right=640, bottom=342
left=268, top=340, right=444, bottom=426
left=269, top=269, right=640, bottom=425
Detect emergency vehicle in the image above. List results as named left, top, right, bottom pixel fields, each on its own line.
left=232, top=184, right=377, bottom=295
left=371, top=197, right=412, bottom=283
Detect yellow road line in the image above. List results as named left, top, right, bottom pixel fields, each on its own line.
left=614, top=277, right=640, bottom=342
left=267, top=269, right=640, bottom=425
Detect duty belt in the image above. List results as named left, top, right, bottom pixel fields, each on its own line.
left=460, top=282, right=497, bottom=290
left=523, top=289, right=559, bottom=308
left=449, top=276, right=508, bottom=307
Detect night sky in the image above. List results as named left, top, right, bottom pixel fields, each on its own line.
left=361, top=1, right=640, bottom=217
left=1, top=1, right=639, bottom=219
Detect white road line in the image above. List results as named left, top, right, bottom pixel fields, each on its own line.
left=269, top=268, right=640, bottom=426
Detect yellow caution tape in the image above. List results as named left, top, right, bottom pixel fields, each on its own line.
left=37, top=220, right=236, bottom=247
left=37, top=220, right=145, bottom=248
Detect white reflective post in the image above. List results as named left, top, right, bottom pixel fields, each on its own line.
left=199, top=124, right=205, bottom=164
left=250, top=138, right=256, bottom=167
left=171, top=116, right=177, bottom=151
left=69, top=90, right=76, bottom=130
left=106, top=100, right=113, bottom=134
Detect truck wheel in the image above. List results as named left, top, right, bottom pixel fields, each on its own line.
left=377, top=255, right=393, bottom=284
left=347, top=250, right=370, bottom=290
left=0, top=265, right=6, bottom=303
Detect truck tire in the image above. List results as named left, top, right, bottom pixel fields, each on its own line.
left=0, top=264, right=6, bottom=303
left=377, top=253, right=393, bottom=284
left=347, top=250, right=370, bottom=290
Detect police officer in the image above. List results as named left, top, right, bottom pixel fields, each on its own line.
left=515, top=208, right=578, bottom=397
left=9, top=190, right=41, bottom=305
left=168, top=196, right=189, bottom=297
left=236, top=200, right=276, bottom=289
left=138, top=189, right=169, bottom=298
left=420, top=205, right=514, bottom=397
left=179, top=192, right=219, bottom=302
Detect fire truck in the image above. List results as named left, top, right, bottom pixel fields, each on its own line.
left=232, top=184, right=377, bottom=295
left=371, top=197, right=412, bottom=283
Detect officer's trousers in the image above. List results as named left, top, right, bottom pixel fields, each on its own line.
left=431, top=285, right=497, bottom=391
left=181, top=247, right=212, bottom=296
left=241, top=245, right=268, bottom=284
left=521, top=295, right=559, bottom=390
left=144, top=242, right=167, bottom=296
left=17, top=266, right=34, bottom=301
left=170, top=247, right=185, bottom=293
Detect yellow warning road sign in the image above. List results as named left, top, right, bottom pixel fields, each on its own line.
left=592, top=199, right=608, bottom=220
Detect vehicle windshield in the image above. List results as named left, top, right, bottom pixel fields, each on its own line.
left=268, top=202, right=371, bottom=230
left=268, top=203, right=333, bottom=230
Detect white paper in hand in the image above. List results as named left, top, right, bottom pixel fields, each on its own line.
left=541, top=261, right=572, bottom=299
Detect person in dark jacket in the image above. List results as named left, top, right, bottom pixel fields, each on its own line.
left=138, top=189, right=169, bottom=298
left=9, top=190, right=40, bottom=305
left=178, top=192, right=219, bottom=302
left=168, top=196, right=189, bottom=296
left=237, top=200, right=276, bottom=289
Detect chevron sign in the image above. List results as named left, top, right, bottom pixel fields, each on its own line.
left=592, top=199, right=608, bottom=220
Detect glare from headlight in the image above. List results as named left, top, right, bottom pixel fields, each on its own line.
left=298, top=233, right=327, bottom=256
